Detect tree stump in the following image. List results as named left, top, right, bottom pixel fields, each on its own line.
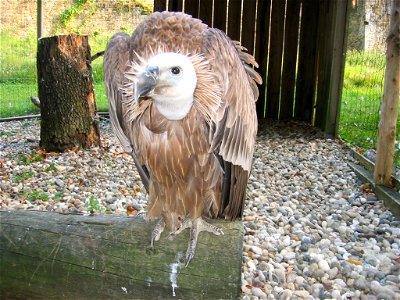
left=37, top=35, right=100, bottom=152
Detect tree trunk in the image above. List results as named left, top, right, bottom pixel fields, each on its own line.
left=38, top=35, right=100, bottom=152
left=0, top=210, right=242, bottom=299
left=374, top=0, right=400, bottom=186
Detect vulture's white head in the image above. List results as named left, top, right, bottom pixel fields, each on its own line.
left=134, top=52, right=197, bottom=120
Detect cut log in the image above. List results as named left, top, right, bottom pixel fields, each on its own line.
left=37, top=35, right=100, bottom=152
left=0, top=210, right=242, bottom=299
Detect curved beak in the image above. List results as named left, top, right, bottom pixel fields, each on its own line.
left=133, top=66, right=160, bottom=103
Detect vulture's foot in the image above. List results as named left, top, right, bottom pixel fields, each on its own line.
left=168, top=218, right=192, bottom=239
left=182, top=218, right=224, bottom=266
left=150, top=219, right=165, bottom=248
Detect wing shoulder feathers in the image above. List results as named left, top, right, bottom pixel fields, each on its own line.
left=201, top=28, right=261, bottom=172
left=104, top=32, right=132, bottom=153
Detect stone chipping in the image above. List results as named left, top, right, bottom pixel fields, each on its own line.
left=1, top=118, right=399, bottom=300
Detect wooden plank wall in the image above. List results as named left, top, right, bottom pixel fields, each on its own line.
left=153, top=0, right=349, bottom=135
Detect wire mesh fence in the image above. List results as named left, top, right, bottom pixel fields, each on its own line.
left=340, top=0, right=399, bottom=171
left=0, top=0, right=398, bottom=169
left=0, top=0, right=152, bottom=118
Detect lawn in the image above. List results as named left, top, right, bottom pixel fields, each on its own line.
left=0, top=30, right=111, bottom=117
left=339, top=51, right=400, bottom=167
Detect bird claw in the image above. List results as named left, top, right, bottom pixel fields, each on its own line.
left=150, top=219, right=165, bottom=248
left=184, top=218, right=223, bottom=267
left=150, top=217, right=223, bottom=266
left=168, top=218, right=192, bottom=240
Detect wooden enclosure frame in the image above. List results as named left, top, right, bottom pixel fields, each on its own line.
left=154, top=0, right=350, bottom=136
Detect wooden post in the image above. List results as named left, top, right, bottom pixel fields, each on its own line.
left=374, top=0, right=400, bottom=186
left=255, top=0, right=271, bottom=119
left=37, top=35, right=100, bottom=152
left=322, top=0, right=350, bottom=136
left=37, top=0, right=43, bottom=39
left=153, top=0, right=167, bottom=11
left=0, top=210, right=242, bottom=299
left=266, top=0, right=285, bottom=119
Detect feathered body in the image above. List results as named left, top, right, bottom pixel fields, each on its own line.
left=104, top=12, right=261, bottom=232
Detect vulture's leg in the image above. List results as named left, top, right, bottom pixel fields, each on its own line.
left=151, top=219, right=165, bottom=248
left=168, top=218, right=192, bottom=239
left=185, top=218, right=224, bottom=266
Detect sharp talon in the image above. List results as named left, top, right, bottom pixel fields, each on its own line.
left=216, top=228, right=224, bottom=235
left=185, top=253, right=194, bottom=267
left=168, top=218, right=192, bottom=241
left=151, top=219, right=165, bottom=248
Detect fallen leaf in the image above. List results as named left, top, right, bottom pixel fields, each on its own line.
left=126, top=205, right=138, bottom=216
left=347, top=258, right=363, bottom=265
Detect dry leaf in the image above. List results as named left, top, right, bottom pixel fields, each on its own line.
left=347, top=258, right=363, bottom=265
left=126, top=205, right=138, bottom=216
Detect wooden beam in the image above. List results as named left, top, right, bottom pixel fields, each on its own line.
left=154, top=0, right=167, bottom=11
left=374, top=0, right=400, bottom=186
left=227, top=0, right=242, bottom=41
left=294, top=0, right=319, bottom=122
left=199, top=0, right=213, bottom=27
left=280, top=0, right=301, bottom=120
left=37, top=0, right=43, bottom=39
left=314, top=0, right=335, bottom=128
left=266, top=0, right=285, bottom=119
left=185, top=0, right=200, bottom=17
left=0, top=211, right=243, bottom=299
left=255, top=0, right=271, bottom=119
left=168, top=0, right=183, bottom=12
left=241, top=0, right=257, bottom=55
left=323, top=0, right=350, bottom=135
left=213, top=0, right=228, bottom=32
left=349, top=162, right=400, bottom=218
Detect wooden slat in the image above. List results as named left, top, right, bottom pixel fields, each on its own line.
left=154, top=0, right=167, bottom=11
left=199, top=0, right=214, bottom=27
left=323, top=0, right=350, bottom=135
left=227, top=0, right=242, bottom=41
left=294, top=0, right=319, bottom=122
left=255, top=0, right=271, bottom=118
left=280, top=0, right=300, bottom=120
left=241, top=0, right=257, bottom=55
left=314, top=0, right=334, bottom=128
left=168, top=0, right=183, bottom=11
left=265, top=0, right=285, bottom=119
left=185, top=0, right=200, bottom=17
left=213, top=0, right=228, bottom=32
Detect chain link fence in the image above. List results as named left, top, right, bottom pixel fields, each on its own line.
left=341, top=0, right=399, bottom=171
left=0, top=0, right=152, bottom=118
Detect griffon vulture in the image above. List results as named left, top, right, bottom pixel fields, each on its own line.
left=104, top=11, right=261, bottom=265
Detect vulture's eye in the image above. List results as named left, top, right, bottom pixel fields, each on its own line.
left=170, top=66, right=181, bottom=75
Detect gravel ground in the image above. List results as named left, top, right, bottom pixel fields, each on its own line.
left=1, top=118, right=399, bottom=300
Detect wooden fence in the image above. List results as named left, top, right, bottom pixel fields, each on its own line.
left=154, top=0, right=349, bottom=136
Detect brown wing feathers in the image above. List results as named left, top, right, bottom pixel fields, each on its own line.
left=104, top=12, right=261, bottom=222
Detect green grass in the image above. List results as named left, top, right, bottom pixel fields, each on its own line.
left=0, top=30, right=110, bottom=117
left=12, top=171, right=34, bottom=183
left=339, top=50, right=400, bottom=167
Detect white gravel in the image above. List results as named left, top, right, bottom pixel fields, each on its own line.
left=1, top=118, right=399, bottom=300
